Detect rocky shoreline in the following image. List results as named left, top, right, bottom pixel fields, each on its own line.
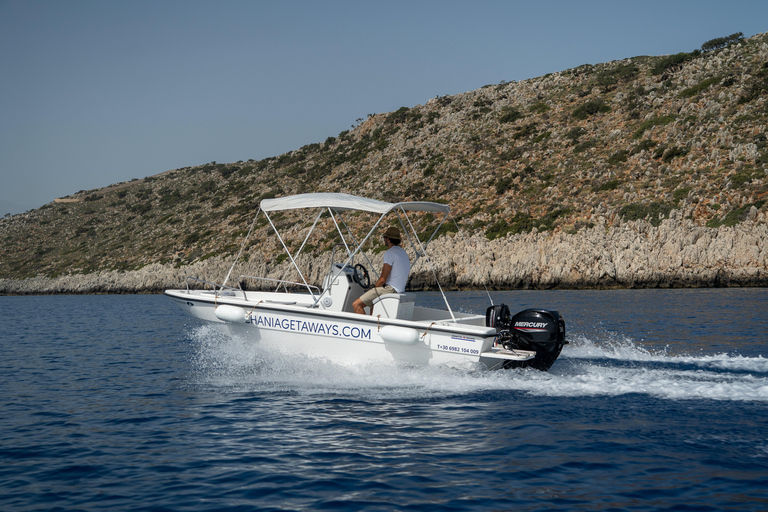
left=2, top=208, right=766, bottom=295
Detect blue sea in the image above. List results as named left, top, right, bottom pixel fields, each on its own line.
left=1, top=289, right=767, bottom=511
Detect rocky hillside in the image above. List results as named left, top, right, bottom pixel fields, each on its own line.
left=2, top=32, right=767, bottom=292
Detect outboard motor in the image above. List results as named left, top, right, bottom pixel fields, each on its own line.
left=486, top=305, right=566, bottom=371
left=486, top=304, right=511, bottom=330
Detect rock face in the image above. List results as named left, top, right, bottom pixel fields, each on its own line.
left=430, top=209, right=768, bottom=290
left=2, top=208, right=765, bottom=294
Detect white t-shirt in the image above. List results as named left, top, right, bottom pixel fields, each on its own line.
left=383, top=245, right=410, bottom=293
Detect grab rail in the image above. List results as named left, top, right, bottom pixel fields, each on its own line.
left=238, top=275, right=320, bottom=301
left=184, top=276, right=238, bottom=295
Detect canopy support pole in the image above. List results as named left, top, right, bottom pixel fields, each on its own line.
left=275, top=209, right=324, bottom=292
left=222, top=208, right=261, bottom=289
left=450, top=213, right=494, bottom=306
left=264, top=211, right=315, bottom=296
left=401, top=208, right=456, bottom=322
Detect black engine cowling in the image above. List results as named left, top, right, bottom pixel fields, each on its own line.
left=486, top=305, right=566, bottom=371
left=485, top=304, right=511, bottom=330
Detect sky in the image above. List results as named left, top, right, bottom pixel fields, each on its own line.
left=2, top=0, right=767, bottom=214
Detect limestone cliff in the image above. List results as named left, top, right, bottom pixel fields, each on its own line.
left=2, top=206, right=765, bottom=294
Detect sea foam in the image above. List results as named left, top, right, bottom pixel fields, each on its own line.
left=188, top=324, right=768, bottom=403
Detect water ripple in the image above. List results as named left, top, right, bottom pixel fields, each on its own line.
left=1, top=292, right=767, bottom=511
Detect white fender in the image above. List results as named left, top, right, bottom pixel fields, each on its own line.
left=215, top=305, right=249, bottom=324
left=380, top=325, right=420, bottom=345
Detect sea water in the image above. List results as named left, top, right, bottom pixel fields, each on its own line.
left=1, top=289, right=766, bottom=511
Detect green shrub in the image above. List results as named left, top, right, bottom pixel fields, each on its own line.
left=159, top=189, right=183, bottom=208
left=619, top=202, right=673, bottom=226
left=485, top=213, right=533, bottom=239
left=661, top=146, right=689, bottom=162
left=386, top=106, right=411, bottom=125
left=499, top=107, right=523, bottom=123
left=678, top=76, right=722, bottom=98
left=494, top=176, right=515, bottom=194
left=130, top=202, right=152, bottom=215
left=651, top=52, right=699, bottom=75
left=652, top=145, right=667, bottom=159
left=134, top=187, right=152, bottom=200
left=607, top=151, right=628, bottom=164
left=705, top=218, right=721, bottom=228
left=513, top=123, right=538, bottom=140
left=738, top=63, right=768, bottom=104
left=218, top=166, right=237, bottom=178
left=594, top=179, right=622, bottom=191
left=498, top=147, right=524, bottom=161
left=423, top=221, right=458, bottom=240
left=633, top=115, right=675, bottom=139
left=595, top=63, right=639, bottom=88
left=199, top=180, right=217, bottom=194
left=701, top=32, right=743, bottom=52
left=730, top=171, right=755, bottom=187
left=537, top=208, right=571, bottom=231
left=673, top=187, right=691, bottom=205
left=630, top=139, right=658, bottom=155
left=707, top=200, right=765, bottom=228
left=566, top=127, right=586, bottom=142
left=573, top=99, right=611, bottom=120
left=573, top=139, right=597, bottom=153
left=484, top=209, right=570, bottom=239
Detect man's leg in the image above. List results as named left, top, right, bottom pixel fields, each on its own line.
left=352, top=297, right=368, bottom=315
left=353, top=286, right=390, bottom=315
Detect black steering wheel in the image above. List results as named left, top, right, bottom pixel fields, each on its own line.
left=353, top=263, right=370, bottom=288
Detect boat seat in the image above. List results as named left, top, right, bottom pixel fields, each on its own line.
left=371, top=293, right=414, bottom=320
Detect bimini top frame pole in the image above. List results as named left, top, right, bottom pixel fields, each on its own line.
left=222, top=207, right=262, bottom=289
left=309, top=207, right=391, bottom=308
left=275, top=209, right=324, bottom=292
left=400, top=207, right=456, bottom=322
left=263, top=210, right=318, bottom=297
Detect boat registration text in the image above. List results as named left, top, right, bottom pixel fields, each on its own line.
left=436, top=344, right=480, bottom=355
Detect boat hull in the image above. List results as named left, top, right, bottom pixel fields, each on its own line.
left=165, top=289, right=536, bottom=369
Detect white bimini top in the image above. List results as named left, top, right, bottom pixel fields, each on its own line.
left=261, top=192, right=449, bottom=215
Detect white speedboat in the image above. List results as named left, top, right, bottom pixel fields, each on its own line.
left=165, top=193, right=566, bottom=370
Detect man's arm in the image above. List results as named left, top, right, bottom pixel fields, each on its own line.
left=376, top=263, right=392, bottom=288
